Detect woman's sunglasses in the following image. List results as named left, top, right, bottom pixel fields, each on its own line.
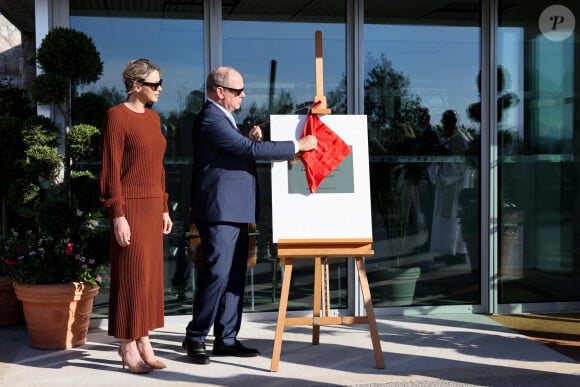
left=139, top=79, right=163, bottom=91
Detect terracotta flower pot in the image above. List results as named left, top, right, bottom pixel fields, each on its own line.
left=14, top=282, right=99, bottom=349
left=0, top=276, right=24, bottom=326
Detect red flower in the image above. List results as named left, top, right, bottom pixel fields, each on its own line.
left=65, top=242, right=74, bottom=256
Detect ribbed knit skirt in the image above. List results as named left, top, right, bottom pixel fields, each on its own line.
left=108, top=197, right=165, bottom=339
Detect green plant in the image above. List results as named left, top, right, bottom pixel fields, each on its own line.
left=3, top=114, right=108, bottom=285
left=31, top=73, right=70, bottom=106
left=0, top=117, right=26, bottom=233
left=0, top=82, right=34, bottom=119
left=6, top=118, right=109, bottom=280
left=1, top=27, right=110, bottom=285
left=72, top=92, right=110, bottom=128
left=67, top=124, right=101, bottom=163
left=25, top=145, right=64, bottom=185
left=68, top=123, right=102, bottom=214
left=1, top=226, right=103, bottom=286
left=35, top=27, right=103, bottom=86
left=22, top=115, right=60, bottom=148
left=30, top=27, right=103, bottom=193
left=19, top=115, right=63, bottom=187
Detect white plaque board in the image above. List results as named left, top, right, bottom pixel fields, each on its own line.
left=270, top=115, right=372, bottom=242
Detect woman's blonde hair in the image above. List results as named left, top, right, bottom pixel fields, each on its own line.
left=122, top=58, right=162, bottom=94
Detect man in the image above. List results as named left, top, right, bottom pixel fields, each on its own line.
left=414, top=107, right=445, bottom=252
left=429, top=110, right=471, bottom=264
left=415, top=108, right=443, bottom=156
left=183, top=66, right=317, bottom=365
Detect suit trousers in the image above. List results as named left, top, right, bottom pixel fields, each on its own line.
left=186, top=221, right=249, bottom=345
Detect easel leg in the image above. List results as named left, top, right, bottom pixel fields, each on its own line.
left=270, top=258, right=293, bottom=372
left=356, top=257, right=385, bottom=369
left=321, top=257, right=330, bottom=318
left=313, top=256, right=322, bottom=344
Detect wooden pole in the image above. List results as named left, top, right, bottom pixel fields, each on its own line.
left=312, top=30, right=331, bottom=115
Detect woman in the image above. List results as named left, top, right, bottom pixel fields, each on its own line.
left=100, top=58, right=173, bottom=373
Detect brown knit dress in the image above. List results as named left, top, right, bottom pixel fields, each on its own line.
left=100, top=103, right=169, bottom=339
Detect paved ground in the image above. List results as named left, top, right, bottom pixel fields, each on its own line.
left=1, top=314, right=580, bottom=386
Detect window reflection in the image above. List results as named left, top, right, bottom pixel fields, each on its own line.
left=498, top=0, right=580, bottom=304
left=222, top=22, right=347, bottom=126
left=364, top=1, right=482, bottom=307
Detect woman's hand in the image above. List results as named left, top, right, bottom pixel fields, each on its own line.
left=162, top=212, right=173, bottom=234
left=113, top=216, right=131, bottom=247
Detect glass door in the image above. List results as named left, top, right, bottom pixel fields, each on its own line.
left=363, top=0, right=482, bottom=307
left=498, top=0, right=580, bottom=306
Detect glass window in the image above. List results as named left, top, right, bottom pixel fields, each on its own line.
left=70, top=1, right=205, bottom=316
left=498, top=0, right=580, bottom=303
left=364, top=0, right=482, bottom=307
left=221, top=0, right=347, bottom=312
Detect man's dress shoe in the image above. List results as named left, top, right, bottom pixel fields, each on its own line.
left=212, top=340, right=259, bottom=357
left=182, top=339, right=210, bottom=364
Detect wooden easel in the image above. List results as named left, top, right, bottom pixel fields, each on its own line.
left=270, top=238, right=384, bottom=372
left=269, top=31, right=382, bottom=372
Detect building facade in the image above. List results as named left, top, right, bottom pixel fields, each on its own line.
left=0, top=14, right=35, bottom=90
left=2, top=0, right=579, bottom=318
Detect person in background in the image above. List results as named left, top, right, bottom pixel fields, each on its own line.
left=100, top=58, right=173, bottom=373
left=183, top=66, right=317, bottom=365
left=429, top=109, right=471, bottom=264
left=415, top=108, right=442, bottom=156
left=415, top=108, right=445, bottom=251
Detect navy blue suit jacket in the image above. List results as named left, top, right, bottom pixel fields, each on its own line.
left=190, top=101, right=296, bottom=224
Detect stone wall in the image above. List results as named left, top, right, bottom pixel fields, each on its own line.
left=0, top=14, right=35, bottom=90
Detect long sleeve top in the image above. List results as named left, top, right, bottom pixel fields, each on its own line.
left=100, top=103, right=169, bottom=219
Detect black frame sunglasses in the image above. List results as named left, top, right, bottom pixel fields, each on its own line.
left=139, top=79, right=163, bottom=91
left=216, top=84, right=244, bottom=96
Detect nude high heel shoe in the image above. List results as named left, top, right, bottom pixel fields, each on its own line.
left=137, top=348, right=167, bottom=369
left=142, top=357, right=167, bottom=369
left=117, top=347, right=153, bottom=373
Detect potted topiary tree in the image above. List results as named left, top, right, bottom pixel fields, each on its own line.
left=2, top=113, right=107, bottom=349
left=1, top=27, right=108, bottom=349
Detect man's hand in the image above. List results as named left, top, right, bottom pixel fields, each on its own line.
left=249, top=125, right=263, bottom=141
left=297, top=135, right=317, bottom=152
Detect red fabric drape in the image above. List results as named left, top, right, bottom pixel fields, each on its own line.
left=300, top=113, right=351, bottom=193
